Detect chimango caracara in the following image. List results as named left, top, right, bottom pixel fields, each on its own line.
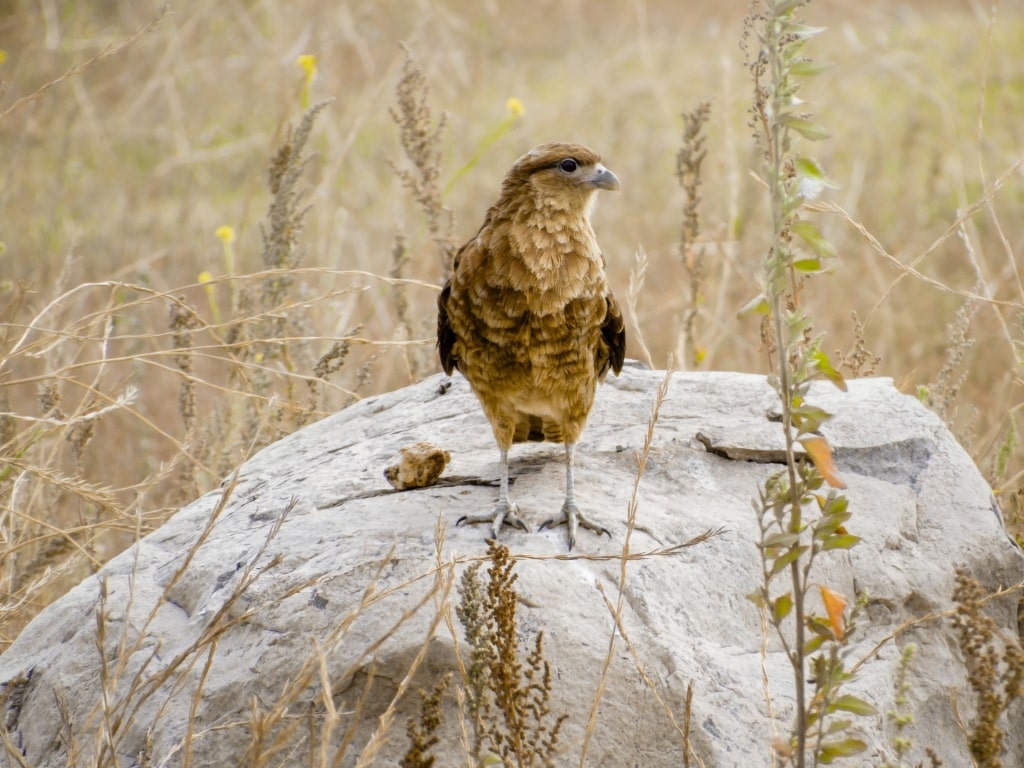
left=437, top=142, right=625, bottom=549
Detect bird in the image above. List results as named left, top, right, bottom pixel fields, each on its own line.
left=437, top=141, right=625, bottom=549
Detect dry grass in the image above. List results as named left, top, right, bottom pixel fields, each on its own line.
left=1, top=0, right=1023, bottom=763
left=951, top=569, right=1024, bottom=767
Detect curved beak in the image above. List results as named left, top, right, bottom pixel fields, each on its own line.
left=587, top=164, right=620, bottom=191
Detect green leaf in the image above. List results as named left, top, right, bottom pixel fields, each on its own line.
left=790, top=24, right=828, bottom=39
left=737, top=292, right=770, bottom=317
left=792, top=403, right=832, bottom=433
left=795, top=155, right=824, bottom=180
left=803, top=472, right=826, bottom=492
left=793, top=258, right=822, bottom=273
left=782, top=192, right=806, bottom=217
left=824, top=718, right=853, bottom=735
left=773, top=0, right=804, bottom=14
left=770, top=545, right=809, bottom=576
left=781, top=116, right=831, bottom=141
left=821, top=493, right=849, bottom=517
left=795, top=156, right=837, bottom=187
left=773, top=593, right=793, bottom=622
left=813, top=510, right=851, bottom=539
left=781, top=39, right=812, bottom=63
left=792, top=219, right=837, bottom=259
left=807, top=615, right=836, bottom=637
left=810, top=349, right=848, bottom=391
left=747, top=591, right=767, bottom=608
left=818, top=738, right=868, bottom=763
left=790, top=59, right=833, bottom=77
left=803, top=634, right=826, bottom=655
left=763, top=532, right=801, bottom=549
left=784, top=308, right=813, bottom=337
left=833, top=695, right=879, bottom=717
left=822, top=533, right=861, bottom=551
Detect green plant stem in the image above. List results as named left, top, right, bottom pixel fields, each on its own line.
left=765, top=4, right=808, bottom=763
left=772, top=300, right=809, bottom=768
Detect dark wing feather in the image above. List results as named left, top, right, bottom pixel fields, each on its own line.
left=601, top=292, right=626, bottom=376
left=437, top=281, right=457, bottom=375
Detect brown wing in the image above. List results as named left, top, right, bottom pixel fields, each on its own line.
left=437, top=226, right=490, bottom=377
left=601, top=291, right=626, bottom=376
left=436, top=280, right=457, bottom=375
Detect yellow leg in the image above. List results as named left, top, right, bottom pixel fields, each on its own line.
left=457, top=447, right=530, bottom=538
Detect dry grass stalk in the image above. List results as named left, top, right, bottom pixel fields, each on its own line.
left=923, top=294, right=977, bottom=424
left=400, top=672, right=451, bottom=768
left=835, top=311, right=881, bottom=378
left=581, top=369, right=714, bottom=766
left=626, top=247, right=654, bottom=369
left=390, top=48, right=457, bottom=280
left=456, top=541, right=566, bottom=767
left=1, top=3, right=1022, bottom=653
left=1, top=3, right=1023, bottom=765
left=951, top=569, right=1024, bottom=768
left=677, top=101, right=712, bottom=371
left=255, top=102, right=332, bottom=418
left=0, top=5, right=169, bottom=121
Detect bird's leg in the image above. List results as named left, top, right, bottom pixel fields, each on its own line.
left=457, top=448, right=530, bottom=538
left=540, top=442, right=610, bottom=550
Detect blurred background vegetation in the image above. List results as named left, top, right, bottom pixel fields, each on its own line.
left=1, top=0, right=1022, bottom=647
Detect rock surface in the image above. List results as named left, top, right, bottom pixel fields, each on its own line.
left=1, top=368, right=1022, bottom=767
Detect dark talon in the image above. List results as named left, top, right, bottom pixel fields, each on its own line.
left=457, top=501, right=530, bottom=537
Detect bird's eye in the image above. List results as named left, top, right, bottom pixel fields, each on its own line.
left=559, top=158, right=578, bottom=173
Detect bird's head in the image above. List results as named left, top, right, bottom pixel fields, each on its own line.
left=501, top=142, right=619, bottom=217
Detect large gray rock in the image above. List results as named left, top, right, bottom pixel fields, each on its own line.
left=1, top=369, right=1021, bottom=767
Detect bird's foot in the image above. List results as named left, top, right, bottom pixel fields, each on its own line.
left=457, top=501, right=530, bottom=539
left=539, top=502, right=610, bottom=551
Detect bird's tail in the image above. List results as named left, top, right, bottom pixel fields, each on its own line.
left=513, top=413, right=563, bottom=443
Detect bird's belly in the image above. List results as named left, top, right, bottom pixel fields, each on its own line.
left=479, top=342, right=599, bottom=420
left=454, top=289, right=606, bottom=411
left=507, top=391, right=562, bottom=418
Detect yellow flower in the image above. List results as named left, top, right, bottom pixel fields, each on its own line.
left=215, top=225, right=236, bottom=280
left=506, top=97, right=524, bottom=118
left=297, top=55, right=318, bottom=109
left=297, top=54, right=317, bottom=78
left=0, top=50, right=8, bottom=66
left=443, top=98, right=525, bottom=196
left=207, top=229, right=237, bottom=324
left=199, top=271, right=220, bottom=323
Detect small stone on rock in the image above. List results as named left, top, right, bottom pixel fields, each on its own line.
left=383, top=441, right=451, bottom=490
